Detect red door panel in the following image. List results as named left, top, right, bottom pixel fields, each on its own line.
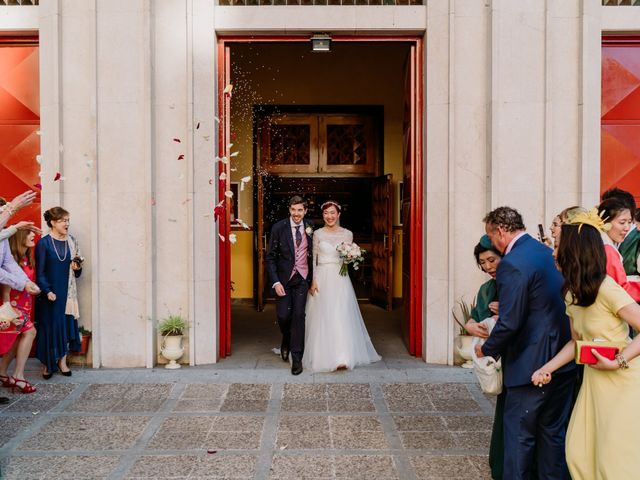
left=0, top=41, right=40, bottom=226
left=602, top=38, right=640, bottom=204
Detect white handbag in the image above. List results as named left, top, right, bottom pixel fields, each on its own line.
left=471, top=317, right=503, bottom=395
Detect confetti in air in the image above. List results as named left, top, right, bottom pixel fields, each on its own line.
left=196, top=122, right=200, bottom=130
left=240, top=175, right=251, bottom=191
left=35, top=155, right=41, bottom=164
left=230, top=151, right=239, bottom=157
left=213, top=116, right=220, bottom=124
left=34, top=183, right=42, bottom=190
left=53, top=172, right=61, bottom=182
left=229, top=233, right=237, bottom=244
left=177, top=154, right=185, bottom=160
left=223, top=84, right=233, bottom=95
left=218, top=233, right=225, bottom=242
left=173, top=138, right=181, bottom=143
left=224, top=190, right=234, bottom=198
left=35, top=130, right=41, bottom=136
left=219, top=172, right=227, bottom=181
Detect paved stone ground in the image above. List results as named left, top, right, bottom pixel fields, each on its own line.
left=0, top=364, right=494, bottom=480
left=0, top=305, right=496, bottom=479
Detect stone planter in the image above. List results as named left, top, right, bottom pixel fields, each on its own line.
left=455, top=335, right=474, bottom=368
left=160, top=334, right=184, bottom=369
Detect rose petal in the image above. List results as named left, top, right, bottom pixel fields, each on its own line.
left=178, top=154, right=185, bottom=160
left=229, top=233, right=237, bottom=244
left=241, top=176, right=251, bottom=183
left=230, top=151, right=239, bottom=157
left=218, top=233, right=225, bottom=241
left=35, top=155, right=42, bottom=164
left=224, top=190, right=234, bottom=198
left=173, top=138, right=181, bottom=143
left=34, top=183, right=42, bottom=190
left=219, top=172, right=227, bottom=181
left=213, top=116, right=220, bottom=124
left=54, top=172, right=61, bottom=181
left=223, top=84, right=233, bottom=94
left=196, top=122, right=200, bottom=130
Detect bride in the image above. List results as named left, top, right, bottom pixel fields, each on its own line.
left=304, top=200, right=381, bottom=372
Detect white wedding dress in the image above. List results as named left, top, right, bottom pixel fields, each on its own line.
left=303, top=227, right=381, bottom=372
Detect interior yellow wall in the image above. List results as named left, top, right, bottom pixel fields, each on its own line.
left=229, top=42, right=409, bottom=298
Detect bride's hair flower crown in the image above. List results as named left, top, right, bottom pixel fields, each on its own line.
left=566, top=207, right=612, bottom=233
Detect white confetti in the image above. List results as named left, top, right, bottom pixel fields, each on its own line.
left=230, top=151, right=239, bottom=157
left=224, top=190, right=234, bottom=198
left=219, top=172, right=227, bottom=181
left=203, top=135, right=210, bottom=141
left=229, top=233, right=237, bottom=244
left=213, top=116, right=220, bottom=124
left=240, top=176, right=251, bottom=183
left=242, top=222, right=250, bottom=229
left=218, top=233, right=225, bottom=242
left=35, top=130, right=41, bottom=136
left=35, top=155, right=42, bottom=164
left=228, top=143, right=234, bottom=149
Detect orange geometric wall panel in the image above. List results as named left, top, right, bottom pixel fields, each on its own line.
left=0, top=39, right=40, bottom=226
left=602, top=38, right=640, bottom=204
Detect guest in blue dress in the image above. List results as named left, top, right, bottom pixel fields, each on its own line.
left=36, top=207, right=83, bottom=378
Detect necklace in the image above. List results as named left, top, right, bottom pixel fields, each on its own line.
left=50, top=235, right=68, bottom=262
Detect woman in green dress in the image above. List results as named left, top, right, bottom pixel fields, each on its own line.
left=464, top=235, right=503, bottom=480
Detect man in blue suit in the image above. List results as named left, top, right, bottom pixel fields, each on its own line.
left=476, top=206, right=575, bottom=479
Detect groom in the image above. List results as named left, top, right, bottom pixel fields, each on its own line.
left=265, top=196, right=314, bottom=375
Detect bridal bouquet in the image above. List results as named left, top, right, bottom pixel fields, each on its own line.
left=336, top=242, right=366, bottom=276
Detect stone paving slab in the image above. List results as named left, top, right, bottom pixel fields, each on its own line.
left=0, top=363, right=494, bottom=479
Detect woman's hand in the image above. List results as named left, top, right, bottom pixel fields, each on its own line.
left=464, top=320, right=488, bottom=338
left=309, top=281, right=319, bottom=296
left=531, top=369, right=552, bottom=387
left=589, top=349, right=619, bottom=370
left=47, top=292, right=57, bottom=302
left=8, top=191, right=37, bottom=213
left=25, top=281, right=40, bottom=295
left=14, top=221, right=41, bottom=234
left=488, top=302, right=499, bottom=315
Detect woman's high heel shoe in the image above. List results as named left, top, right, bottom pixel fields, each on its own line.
left=0, top=374, right=15, bottom=388
left=57, top=362, right=72, bottom=377
left=11, top=378, right=36, bottom=394
left=42, top=370, right=52, bottom=380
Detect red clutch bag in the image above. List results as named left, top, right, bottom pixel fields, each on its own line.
left=577, top=344, right=619, bottom=365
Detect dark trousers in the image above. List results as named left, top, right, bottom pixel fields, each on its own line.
left=275, top=272, right=308, bottom=362
left=502, top=370, right=575, bottom=480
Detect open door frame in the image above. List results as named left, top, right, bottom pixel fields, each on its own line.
left=216, top=35, right=424, bottom=360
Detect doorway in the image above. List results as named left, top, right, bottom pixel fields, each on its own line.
left=217, top=38, right=423, bottom=360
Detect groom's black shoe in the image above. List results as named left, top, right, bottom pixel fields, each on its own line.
left=291, top=360, right=303, bottom=376
left=281, top=340, right=290, bottom=362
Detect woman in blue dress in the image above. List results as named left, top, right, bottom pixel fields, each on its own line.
left=36, top=207, right=83, bottom=378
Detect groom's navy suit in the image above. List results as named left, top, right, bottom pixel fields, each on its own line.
left=265, top=218, right=314, bottom=364
left=481, top=234, right=575, bottom=480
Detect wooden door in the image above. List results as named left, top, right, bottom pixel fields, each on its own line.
left=217, top=42, right=232, bottom=358
left=319, top=115, right=377, bottom=175
left=258, top=114, right=319, bottom=174
left=601, top=37, right=640, bottom=202
left=401, top=44, right=423, bottom=357
left=371, top=174, right=393, bottom=310
left=255, top=172, right=266, bottom=311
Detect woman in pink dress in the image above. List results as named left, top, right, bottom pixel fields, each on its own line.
left=0, top=230, right=37, bottom=394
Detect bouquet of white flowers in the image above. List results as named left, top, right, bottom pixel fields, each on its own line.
left=336, top=242, right=366, bottom=277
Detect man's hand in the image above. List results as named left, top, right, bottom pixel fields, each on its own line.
left=274, top=284, right=286, bottom=297
left=531, top=369, right=552, bottom=387
left=47, top=292, right=57, bottom=302
left=13, top=221, right=41, bottom=234
left=25, top=281, right=40, bottom=296
left=474, top=343, right=485, bottom=358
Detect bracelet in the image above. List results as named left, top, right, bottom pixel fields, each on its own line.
left=615, top=353, right=629, bottom=370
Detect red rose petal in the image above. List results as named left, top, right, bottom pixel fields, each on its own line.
left=173, top=138, right=181, bottom=143
left=178, top=154, right=185, bottom=160
left=53, top=172, right=61, bottom=182
left=196, top=122, right=200, bottom=130
left=34, top=183, right=42, bottom=190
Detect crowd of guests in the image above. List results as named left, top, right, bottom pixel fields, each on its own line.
left=0, top=191, right=83, bottom=404
left=466, top=187, right=640, bottom=480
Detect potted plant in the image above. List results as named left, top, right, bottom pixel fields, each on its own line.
left=452, top=298, right=475, bottom=368
left=71, top=326, right=92, bottom=356
left=158, top=314, right=187, bottom=369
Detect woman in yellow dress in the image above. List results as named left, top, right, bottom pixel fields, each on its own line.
left=531, top=209, right=640, bottom=479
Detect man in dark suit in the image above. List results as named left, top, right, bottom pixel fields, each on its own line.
left=476, top=206, right=575, bottom=479
left=265, top=196, right=314, bottom=375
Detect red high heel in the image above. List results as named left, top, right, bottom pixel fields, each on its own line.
left=11, top=378, right=36, bottom=394
left=0, top=374, right=15, bottom=388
